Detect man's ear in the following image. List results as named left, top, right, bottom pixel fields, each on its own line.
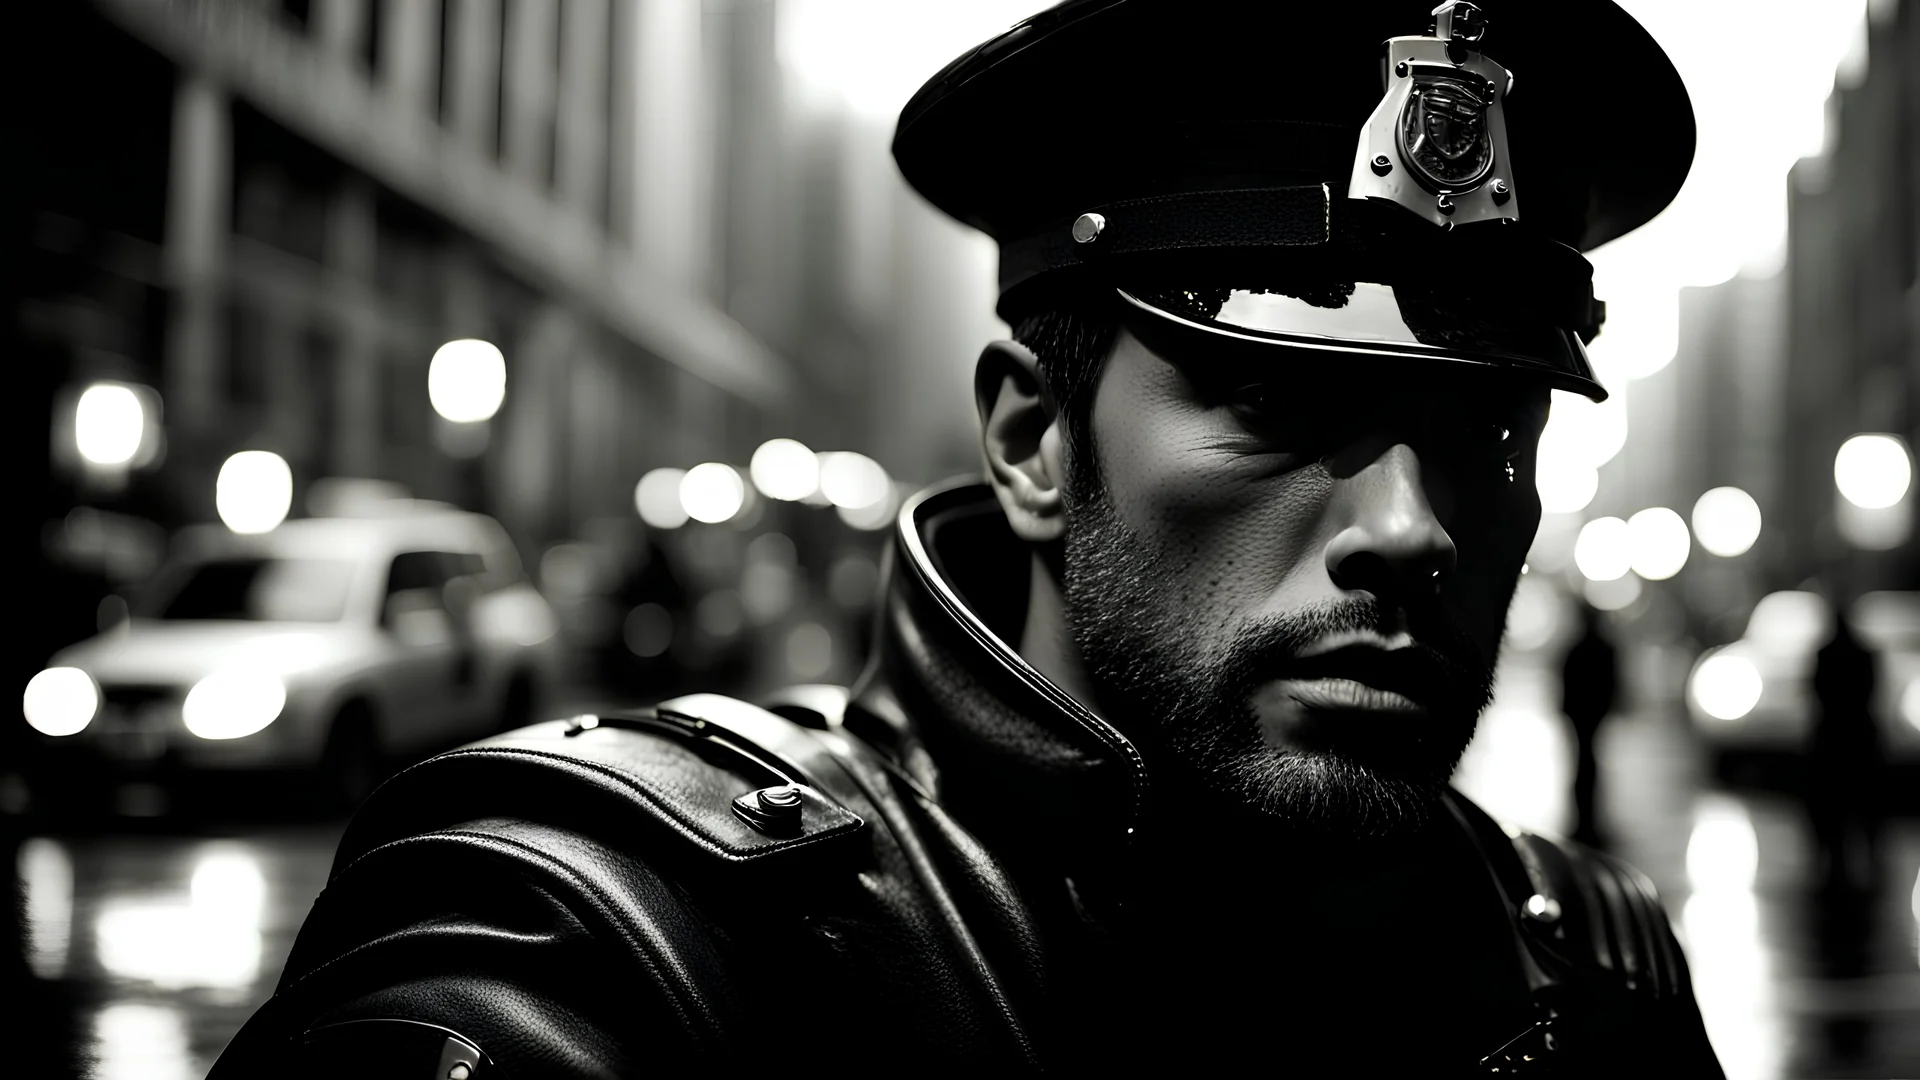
left=976, top=340, right=1067, bottom=543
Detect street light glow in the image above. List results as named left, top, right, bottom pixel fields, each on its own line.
left=427, top=339, right=507, bottom=423
left=680, top=462, right=745, bottom=524
left=1689, top=652, right=1763, bottom=723
left=1833, top=433, right=1912, bottom=509
left=635, top=468, right=690, bottom=529
left=1627, top=507, right=1691, bottom=581
left=1691, top=487, right=1762, bottom=557
left=215, top=451, right=293, bottom=535
left=75, top=383, right=145, bottom=466
left=818, top=451, right=890, bottom=510
left=750, top=438, right=820, bottom=501
left=1573, top=517, right=1631, bottom=582
left=1537, top=460, right=1599, bottom=515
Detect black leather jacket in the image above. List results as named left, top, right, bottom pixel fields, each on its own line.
left=214, top=482, right=1723, bottom=1078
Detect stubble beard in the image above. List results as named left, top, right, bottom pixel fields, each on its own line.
left=1061, top=486, right=1498, bottom=841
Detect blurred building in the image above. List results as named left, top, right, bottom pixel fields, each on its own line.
left=18, top=1, right=1024, bottom=704
left=28, top=0, right=804, bottom=543
left=1608, top=0, right=1915, bottom=644
left=1781, top=0, right=1918, bottom=595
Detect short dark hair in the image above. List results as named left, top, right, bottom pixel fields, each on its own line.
left=1010, top=304, right=1120, bottom=496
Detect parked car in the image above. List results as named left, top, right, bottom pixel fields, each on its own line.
left=1687, top=590, right=1920, bottom=770
left=22, top=500, right=560, bottom=809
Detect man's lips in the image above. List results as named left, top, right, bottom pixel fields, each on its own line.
left=1283, top=677, right=1426, bottom=715
left=1270, top=641, right=1468, bottom=717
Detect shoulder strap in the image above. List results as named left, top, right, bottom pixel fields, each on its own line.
left=1506, top=830, right=1690, bottom=1002
left=213, top=694, right=873, bottom=1077
left=1444, top=791, right=1690, bottom=1004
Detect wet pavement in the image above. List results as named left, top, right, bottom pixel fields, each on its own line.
left=6, top=819, right=342, bottom=1078
left=7, top=667, right=1919, bottom=1077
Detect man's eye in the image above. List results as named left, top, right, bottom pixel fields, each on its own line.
left=1227, top=383, right=1280, bottom=415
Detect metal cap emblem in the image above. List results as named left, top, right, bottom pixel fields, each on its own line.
left=1348, top=1, right=1518, bottom=229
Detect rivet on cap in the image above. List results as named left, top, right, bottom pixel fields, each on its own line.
left=448, top=1064, right=472, bottom=1080
left=1436, top=194, right=1457, bottom=216
left=1491, top=178, right=1512, bottom=204
left=1395, top=60, right=1410, bottom=78
left=1523, top=892, right=1562, bottom=923
left=1071, top=212, right=1106, bottom=244
left=1371, top=154, right=1393, bottom=176
left=563, top=714, right=599, bottom=736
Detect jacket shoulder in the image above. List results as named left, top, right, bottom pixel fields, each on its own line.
left=331, top=691, right=869, bottom=876
left=211, top=692, right=871, bottom=1077
left=1507, top=829, right=1691, bottom=1002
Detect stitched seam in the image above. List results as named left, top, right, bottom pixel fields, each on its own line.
left=896, top=483, right=1151, bottom=840
left=400, top=828, right=717, bottom=1043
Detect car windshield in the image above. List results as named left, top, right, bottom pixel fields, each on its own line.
left=141, top=556, right=358, bottom=622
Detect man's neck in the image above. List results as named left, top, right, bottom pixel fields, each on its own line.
left=1016, top=552, right=1098, bottom=707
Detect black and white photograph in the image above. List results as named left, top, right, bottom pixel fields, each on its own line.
left=8, top=0, right=1918, bottom=1076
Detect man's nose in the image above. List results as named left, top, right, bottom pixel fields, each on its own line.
left=1322, top=443, right=1457, bottom=602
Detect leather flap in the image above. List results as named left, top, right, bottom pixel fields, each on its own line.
left=335, top=696, right=867, bottom=874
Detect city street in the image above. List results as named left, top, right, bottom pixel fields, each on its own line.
left=8, top=656, right=1918, bottom=1078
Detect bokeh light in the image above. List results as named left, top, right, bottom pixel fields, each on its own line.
left=836, top=488, right=899, bottom=531
left=1690, top=652, right=1763, bottom=723
left=623, top=603, right=673, bottom=658
left=215, top=451, right=293, bottom=535
left=680, top=462, right=745, bottom=523
left=634, top=468, right=690, bottom=529
left=1573, top=516, right=1631, bottom=582
left=786, top=622, right=834, bottom=679
left=23, top=667, right=99, bottom=737
left=818, top=451, right=890, bottom=509
left=1582, top=573, right=1642, bottom=612
left=1503, top=575, right=1567, bottom=653
left=1691, top=487, right=1762, bottom=557
left=75, top=383, right=145, bottom=466
left=1538, top=389, right=1629, bottom=474
left=427, top=339, right=507, bottom=423
left=1627, top=507, right=1691, bottom=580
left=750, top=438, right=820, bottom=501
left=1536, top=459, right=1599, bottom=515
left=1833, top=433, right=1912, bottom=509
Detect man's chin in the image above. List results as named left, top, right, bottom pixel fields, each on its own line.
left=1205, top=746, right=1453, bottom=841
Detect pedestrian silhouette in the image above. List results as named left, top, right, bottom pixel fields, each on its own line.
left=1559, top=602, right=1620, bottom=848
left=1807, top=608, right=1883, bottom=895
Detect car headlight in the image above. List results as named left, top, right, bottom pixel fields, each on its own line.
left=23, top=667, right=99, bottom=736
left=183, top=672, right=286, bottom=740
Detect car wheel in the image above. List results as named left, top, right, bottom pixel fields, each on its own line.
left=321, top=703, right=383, bottom=814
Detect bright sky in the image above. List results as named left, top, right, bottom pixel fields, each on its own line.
left=778, top=0, right=1883, bottom=383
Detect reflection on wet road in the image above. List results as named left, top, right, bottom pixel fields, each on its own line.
left=7, top=823, right=341, bottom=1078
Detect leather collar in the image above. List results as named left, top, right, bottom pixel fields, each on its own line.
left=847, top=479, right=1149, bottom=866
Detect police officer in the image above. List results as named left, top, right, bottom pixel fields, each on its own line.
left=215, top=2, right=1723, bottom=1075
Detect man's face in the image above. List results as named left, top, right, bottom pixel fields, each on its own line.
left=1062, top=327, right=1549, bottom=838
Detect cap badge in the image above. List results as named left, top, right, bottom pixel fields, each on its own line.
left=1349, top=1, right=1518, bottom=228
